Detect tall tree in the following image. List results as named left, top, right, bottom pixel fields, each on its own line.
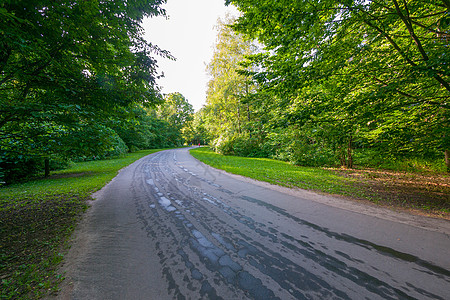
left=158, top=92, right=194, bottom=130
left=203, top=15, right=260, bottom=155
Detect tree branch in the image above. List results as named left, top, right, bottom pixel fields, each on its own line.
left=393, top=0, right=450, bottom=92
left=372, top=76, right=418, bottom=99
left=408, top=20, right=450, bottom=38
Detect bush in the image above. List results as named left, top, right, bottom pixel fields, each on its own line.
left=283, top=141, right=335, bottom=167
left=212, top=134, right=271, bottom=158
left=212, top=135, right=235, bottom=155
left=267, top=129, right=337, bottom=167
left=104, top=134, right=129, bottom=158
left=49, top=156, right=73, bottom=171
left=0, top=154, right=44, bottom=185
left=353, top=148, right=447, bottom=173
left=0, top=153, right=77, bottom=185
left=233, top=136, right=271, bottom=157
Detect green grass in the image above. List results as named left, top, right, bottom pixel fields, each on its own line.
left=0, top=149, right=163, bottom=299
left=190, top=148, right=449, bottom=215
left=190, top=147, right=366, bottom=198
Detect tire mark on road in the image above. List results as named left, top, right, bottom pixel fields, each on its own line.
left=132, top=150, right=449, bottom=300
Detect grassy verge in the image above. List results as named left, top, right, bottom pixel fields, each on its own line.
left=0, top=149, right=163, bottom=299
left=190, top=147, right=449, bottom=217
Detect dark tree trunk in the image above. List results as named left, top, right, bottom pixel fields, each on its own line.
left=445, top=149, right=450, bottom=172
left=44, top=159, right=50, bottom=177
left=347, top=136, right=353, bottom=169
left=339, top=147, right=346, bottom=167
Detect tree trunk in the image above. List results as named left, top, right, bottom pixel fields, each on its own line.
left=445, top=149, right=450, bottom=172
left=347, top=136, right=353, bottom=169
left=44, top=159, right=50, bottom=177
left=247, top=104, right=251, bottom=138
left=237, top=104, right=241, bottom=134
left=339, top=147, right=346, bottom=167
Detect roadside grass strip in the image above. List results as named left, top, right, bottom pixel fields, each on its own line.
left=190, top=147, right=363, bottom=197
left=0, top=149, right=163, bottom=299
left=190, top=148, right=450, bottom=216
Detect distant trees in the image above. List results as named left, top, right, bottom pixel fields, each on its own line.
left=191, top=108, right=210, bottom=145
left=156, top=92, right=194, bottom=147
left=202, top=0, right=449, bottom=170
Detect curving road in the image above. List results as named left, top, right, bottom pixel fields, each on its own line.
left=55, top=148, right=450, bottom=300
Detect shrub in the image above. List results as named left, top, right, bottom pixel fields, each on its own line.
left=268, top=129, right=337, bottom=167
left=212, top=135, right=235, bottom=155
left=0, top=154, right=43, bottom=185
left=104, top=134, right=129, bottom=158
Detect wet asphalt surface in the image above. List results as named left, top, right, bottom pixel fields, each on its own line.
left=56, top=148, right=450, bottom=300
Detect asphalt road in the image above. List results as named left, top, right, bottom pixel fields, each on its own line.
left=55, top=148, right=450, bottom=300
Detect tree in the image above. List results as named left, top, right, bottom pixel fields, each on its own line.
left=0, top=0, right=168, bottom=182
left=227, top=0, right=450, bottom=169
left=158, top=92, right=194, bottom=129
left=157, top=92, right=194, bottom=146
left=184, top=108, right=210, bottom=145
left=109, top=106, right=157, bottom=152
left=203, top=15, right=263, bottom=155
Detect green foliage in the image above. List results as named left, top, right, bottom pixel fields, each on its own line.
left=185, top=108, right=211, bottom=145
left=353, top=149, right=447, bottom=174
left=212, top=134, right=270, bottom=157
left=229, top=135, right=264, bottom=157
left=158, top=93, right=194, bottom=130
left=0, top=156, right=44, bottom=185
left=157, top=92, right=194, bottom=146
left=266, top=128, right=337, bottom=167
left=0, top=0, right=169, bottom=183
left=0, top=149, right=163, bottom=299
left=210, top=0, right=450, bottom=171
left=103, top=133, right=129, bottom=159
left=109, top=106, right=156, bottom=152
left=202, top=15, right=262, bottom=150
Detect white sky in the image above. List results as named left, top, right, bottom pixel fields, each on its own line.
left=142, top=0, right=238, bottom=111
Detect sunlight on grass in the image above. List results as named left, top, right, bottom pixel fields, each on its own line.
left=190, top=147, right=364, bottom=198
left=190, top=148, right=449, bottom=217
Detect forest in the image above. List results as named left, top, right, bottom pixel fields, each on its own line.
left=198, top=0, right=450, bottom=173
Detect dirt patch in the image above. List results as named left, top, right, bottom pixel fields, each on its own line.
left=329, top=168, right=450, bottom=219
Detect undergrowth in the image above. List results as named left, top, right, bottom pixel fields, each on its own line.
left=352, top=149, right=446, bottom=173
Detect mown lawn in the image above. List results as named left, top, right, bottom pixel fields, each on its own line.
left=190, top=147, right=449, bottom=217
left=0, top=149, right=163, bottom=299
left=190, top=147, right=364, bottom=196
